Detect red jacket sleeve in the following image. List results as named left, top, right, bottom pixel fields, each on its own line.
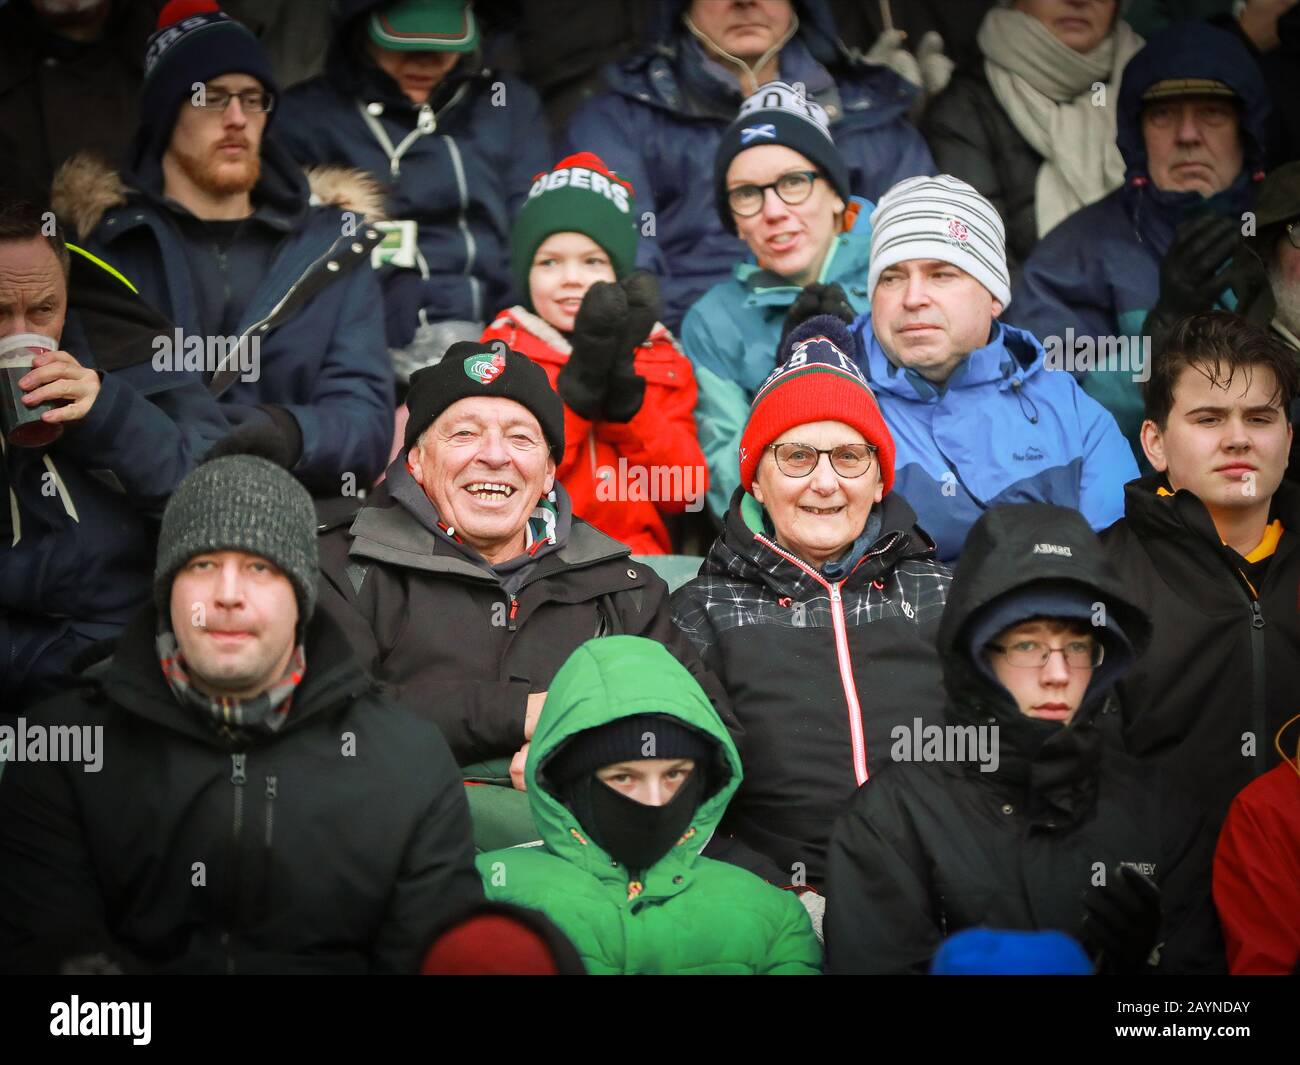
left=1212, top=765, right=1300, bottom=975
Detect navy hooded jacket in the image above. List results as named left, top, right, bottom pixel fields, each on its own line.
left=276, top=0, right=552, bottom=343
left=68, top=131, right=395, bottom=497
left=1008, top=22, right=1270, bottom=456
left=564, top=0, right=935, bottom=331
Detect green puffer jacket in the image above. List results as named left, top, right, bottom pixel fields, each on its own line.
left=475, top=636, right=822, bottom=975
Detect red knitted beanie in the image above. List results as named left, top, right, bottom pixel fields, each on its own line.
left=738, top=324, right=895, bottom=497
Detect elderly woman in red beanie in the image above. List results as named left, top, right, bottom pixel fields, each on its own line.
left=670, top=315, right=952, bottom=892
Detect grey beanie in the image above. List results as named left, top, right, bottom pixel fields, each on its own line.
left=153, top=454, right=319, bottom=627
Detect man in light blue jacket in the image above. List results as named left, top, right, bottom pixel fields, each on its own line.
left=683, top=81, right=875, bottom=519
left=849, top=175, right=1137, bottom=564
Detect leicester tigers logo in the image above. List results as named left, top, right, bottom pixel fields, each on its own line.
left=463, top=340, right=509, bottom=384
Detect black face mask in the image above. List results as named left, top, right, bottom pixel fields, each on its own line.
left=566, top=770, right=705, bottom=875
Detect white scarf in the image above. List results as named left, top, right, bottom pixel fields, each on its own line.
left=978, top=7, right=1144, bottom=238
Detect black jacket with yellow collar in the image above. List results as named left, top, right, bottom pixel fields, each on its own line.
left=1101, top=474, right=1300, bottom=830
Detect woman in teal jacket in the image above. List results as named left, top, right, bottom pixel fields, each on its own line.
left=680, top=81, right=874, bottom=519
left=476, top=636, right=821, bottom=975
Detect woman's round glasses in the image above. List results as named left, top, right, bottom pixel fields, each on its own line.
left=767, top=442, right=875, bottom=478
left=728, top=171, right=820, bottom=217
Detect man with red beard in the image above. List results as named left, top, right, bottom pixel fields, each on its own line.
left=53, top=0, right=395, bottom=495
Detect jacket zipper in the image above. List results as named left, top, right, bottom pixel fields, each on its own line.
left=264, top=775, right=278, bottom=847
left=227, top=751, right=248, bottom=975
left=1245, top=595, right=1267, bottom=776
left=755, top=535, right=871, bottom=785
left=442, top=135, right=481, bottom=320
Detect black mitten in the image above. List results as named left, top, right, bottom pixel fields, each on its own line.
left=557, top=280, right=626, bottom=420
left=1080, top=864, right=1163, bottom=974
left=778, top=282, right=856, bottom=354
left=1143, top=214, right=1239, bottom=357
left=604, top=271, right=659, bottom=423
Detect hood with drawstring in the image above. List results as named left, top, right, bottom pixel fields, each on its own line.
left=564, top=0, right=935, bottom=330
left=938, top=504, right=1151, bottom=818
left=475, top=636, right=821, bottom=974
left=825, top=502, right=1226, bottom=975
left=275, top=0, right=553, bottom=341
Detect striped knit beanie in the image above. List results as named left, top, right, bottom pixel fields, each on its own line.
left=738, top=316, right=895, bottom=496
left=867, top=175, right=1012, bottom=308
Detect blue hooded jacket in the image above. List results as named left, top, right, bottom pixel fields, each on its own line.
left=276, top=0, right=552, bottom=342
left=849, top=315, right=1138, bottom=564
left=564, top=0, right=934, bottom=331
left=1008, top=22, right=1270, bottom=456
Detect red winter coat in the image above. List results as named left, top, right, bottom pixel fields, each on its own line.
left=1213, top=757, right=1300, bottom=975
left=481, top=307, right=706, bottom=554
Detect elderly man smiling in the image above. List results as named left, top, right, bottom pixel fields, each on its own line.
left=318, top=340, right=732, bottom=779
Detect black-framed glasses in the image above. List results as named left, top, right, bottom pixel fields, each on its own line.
left=767, top=442, right=876, bottom=479
left=727, top=170, right=820, bottom=217
left=191, top=88, right=275, bottom=114
left=986, top=639, right=1104, bottom=670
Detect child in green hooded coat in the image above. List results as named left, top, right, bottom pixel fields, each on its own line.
left=475, top=635, right=821, bottom=975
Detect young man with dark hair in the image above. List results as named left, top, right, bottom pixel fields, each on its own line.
left=1102, top=310, right=1300, bottom=831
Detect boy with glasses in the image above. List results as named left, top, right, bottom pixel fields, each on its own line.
left=826, top=504, right=1224, bottom=975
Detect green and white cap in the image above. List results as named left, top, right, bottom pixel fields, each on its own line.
left=368, top=0, right=479, bottom=53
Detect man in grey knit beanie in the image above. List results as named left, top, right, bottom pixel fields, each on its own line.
left=154, top=452, right=318, bottom=705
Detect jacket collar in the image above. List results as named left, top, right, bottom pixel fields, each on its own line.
left=863, top=319, right=1045, bottom=401
left=705, top=487, right=936, bottom=597
left=91, top=606, right=372, bottom=745
left=733, top=196, right=873, bottom=305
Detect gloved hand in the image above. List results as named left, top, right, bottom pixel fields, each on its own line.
left=915, top=31, right=954, bottom=99
left=210, top=405, right=303, bottom=471
left=864, top=27, right=922, bottom=89
left=1143, top=214, right=1239, bottom=356
left=557, top=280, right=627, bottom=421
left=603, top=271, right=658, bottom=423
left=778, top=282, right=857, bottom=355
left=1080, top=864, right=1163, bottom=974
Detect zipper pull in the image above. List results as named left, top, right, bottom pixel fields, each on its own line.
left=1250, top=600, right=1265, bottom=629
left=627, top=879, right=644, bottom=902
left=230, top=752, right=247, bottom=785
left=417, top=104, right=436, bottom=134
left=265, top=775, right=278, bottom=800
left=830, top=583, right=842, bottom=603
left=508, top=595, right=519, bottom=632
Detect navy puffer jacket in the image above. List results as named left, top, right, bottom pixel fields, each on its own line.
left=277, top=0, right=552, bottom=343
left=565, top=0, right=935, bottom=330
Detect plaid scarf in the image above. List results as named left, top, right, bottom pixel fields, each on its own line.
left=157, top=628, right=306, bottom=740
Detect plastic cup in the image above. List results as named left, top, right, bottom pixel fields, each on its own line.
left=0, top=333, right=64, bottom=448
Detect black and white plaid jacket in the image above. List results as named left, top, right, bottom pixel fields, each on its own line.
left=670, top=489, right=952, bottom=885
